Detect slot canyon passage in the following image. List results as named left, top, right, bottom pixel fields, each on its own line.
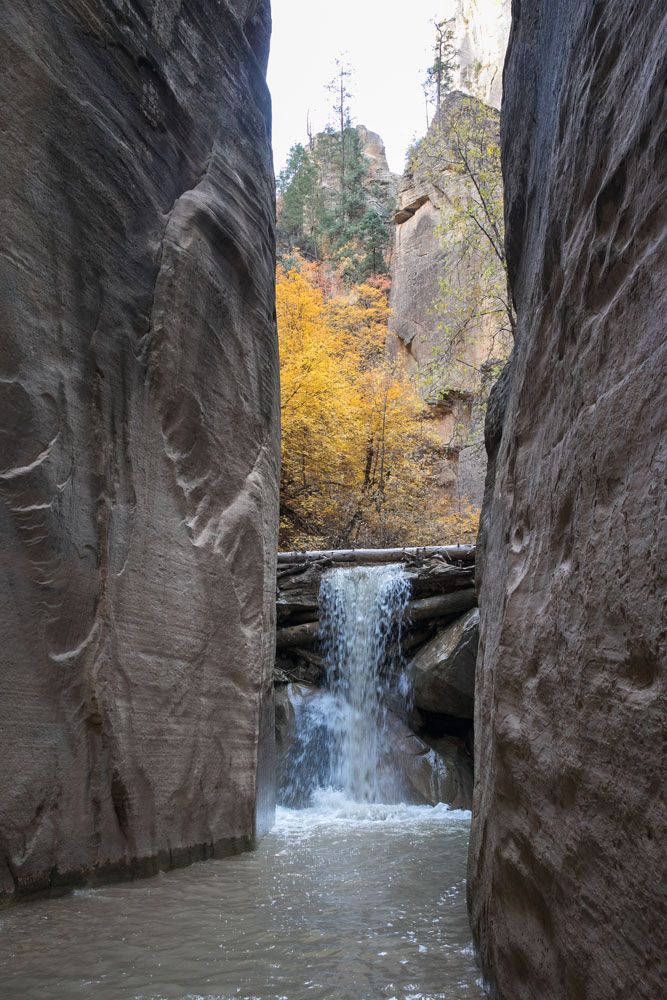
left=0, top=3, right=665, bottom=1000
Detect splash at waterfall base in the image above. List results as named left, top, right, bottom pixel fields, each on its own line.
left=275, top=554, right=478, bottom=811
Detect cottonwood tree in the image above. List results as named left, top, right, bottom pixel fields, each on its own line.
left=277, top=259, right=479, bottom=549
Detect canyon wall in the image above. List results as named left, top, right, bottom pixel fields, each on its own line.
left=0, top=0, right=279, bottom=901
left=469, top=2, right=667, bottom=997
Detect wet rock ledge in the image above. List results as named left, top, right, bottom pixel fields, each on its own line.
left=274, top=547, right=478, bottom=809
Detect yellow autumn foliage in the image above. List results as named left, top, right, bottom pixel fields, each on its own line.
left=277, top=262, right=479, bottom=549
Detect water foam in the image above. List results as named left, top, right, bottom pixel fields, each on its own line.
left=274, top=788, right=471, bottom=839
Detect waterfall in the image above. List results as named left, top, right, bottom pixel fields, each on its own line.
left=280, top=564, right=411, bottom=806
left=320, top=565, right=411, bottom=801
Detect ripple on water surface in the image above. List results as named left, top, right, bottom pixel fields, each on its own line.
left=0, top=794, right=486, bottom=1000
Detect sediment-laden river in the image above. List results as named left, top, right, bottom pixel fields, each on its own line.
left=0, top=793, right=484, bottom=1000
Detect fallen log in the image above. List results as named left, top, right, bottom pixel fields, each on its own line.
left=277, top=560, right=474, bottom=626
left=406, top=590, right=477, bottom=623
left=276, top=588, right=477, bottom=647
left=276, top=556, right=476, bottom=626
left=277, top=545, right=475, bottom=566
left=276, top=620, right=319, bottom=648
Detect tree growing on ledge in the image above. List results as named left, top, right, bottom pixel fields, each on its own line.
left=423, top=17, right=457, bottom=123
left=277, top=260, right=479, bottom=550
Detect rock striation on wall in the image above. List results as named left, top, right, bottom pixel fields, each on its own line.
left=469, top=2, right=667, bottom=997
left=0, top=0, right=280, bottom=901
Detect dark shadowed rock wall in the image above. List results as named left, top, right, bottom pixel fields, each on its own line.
left=0, top=0, right=279, bottom=901
left=469, top=1, right=666, bottom=997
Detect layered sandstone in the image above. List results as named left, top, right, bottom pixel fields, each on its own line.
left=0, top=0, right=279, bottom=901
left=469, top=2, right=667, bottom=997
left=356, top=125, right=398, bottom=213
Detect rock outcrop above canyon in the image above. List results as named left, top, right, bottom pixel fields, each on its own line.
left=356, top=125, right=398, bottom=212
left=0, top=0, right=279, bottom=901
left=469, top=2, right=667, bottom=997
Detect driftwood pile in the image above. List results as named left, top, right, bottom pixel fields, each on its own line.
left=275, top=546, right=477, bottom=684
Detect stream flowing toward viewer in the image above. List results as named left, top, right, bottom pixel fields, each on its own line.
left=0, top=565, right=485, bottom=999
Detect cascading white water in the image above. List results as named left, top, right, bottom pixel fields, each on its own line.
left=280, top=564, right=412, bottom=807
left=320, top=564, right=411, bottom=802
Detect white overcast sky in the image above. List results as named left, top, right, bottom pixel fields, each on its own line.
left=268, top=1, right=456, bottom=175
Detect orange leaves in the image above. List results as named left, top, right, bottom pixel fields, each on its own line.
left=277, top=260, right=480, bottom=549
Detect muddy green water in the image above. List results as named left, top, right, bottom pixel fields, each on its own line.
left=0, top=794, right=485, bottom=1000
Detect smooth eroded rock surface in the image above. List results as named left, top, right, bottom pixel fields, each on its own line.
left=469, top=2, right=667, bottom=997
left=0, top=0, right=279, bottom=900
left=411, top=609, right=479, bottom=718
left=451, top=0, right=512, bottom=109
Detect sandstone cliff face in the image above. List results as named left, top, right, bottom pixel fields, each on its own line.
left=389, top=93, right=505, bottom=504
left=451, top=0, right=512, bottom=110
left=469, top=2, right=667, bottom=997
left=389, top=3, right=512, bottom=508
left=0, top=0, right=279, bottom=900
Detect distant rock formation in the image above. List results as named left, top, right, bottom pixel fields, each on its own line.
left=468, top=1, right=667, bottom=997
left=0, top=0, right=280, bottom=901
left=312, top=124, right=397, bottom=214
left=356, top=125, right=399, bottom=212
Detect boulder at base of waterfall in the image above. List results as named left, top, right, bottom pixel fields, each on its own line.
left=380, top=712, right=473, bottom=810
left=411, top=609, right=479, bottom=718
left=274, top=686, right=473, bottom=811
